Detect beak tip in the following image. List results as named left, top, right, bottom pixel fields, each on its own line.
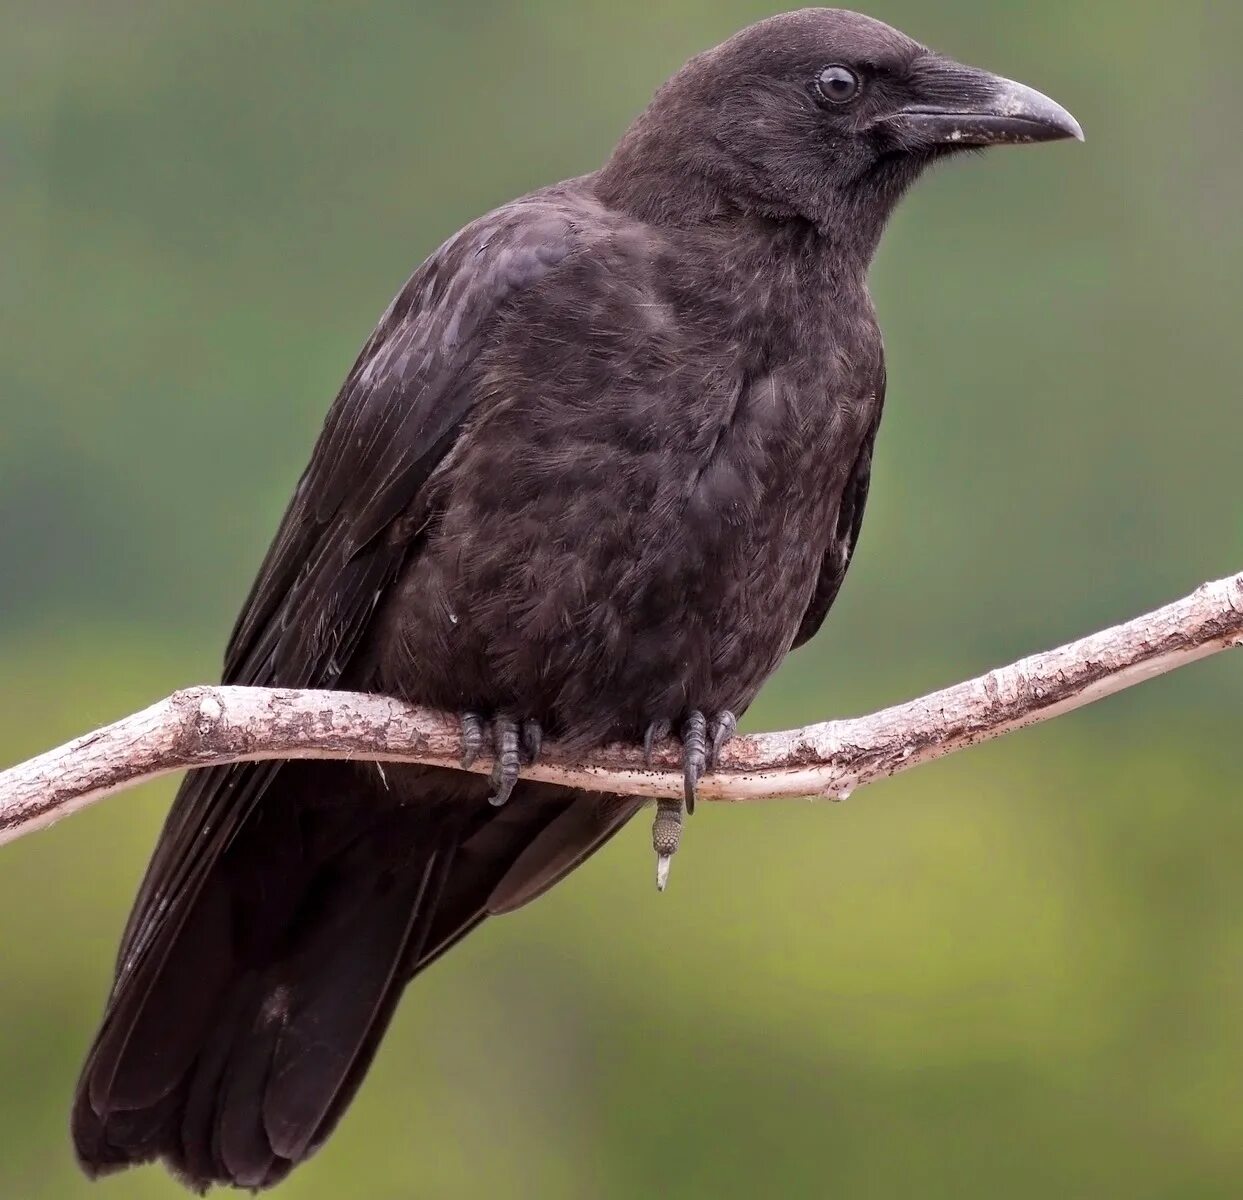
left=1002, top=78, right=1085, bottom=145
left=994, top=75, right=1085, bottom=145
left=1051, top=108, right=1086, bottom=143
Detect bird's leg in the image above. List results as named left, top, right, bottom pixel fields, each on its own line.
left=458, top=712, right=543, bottom=806
left=644, top=709, right=737, bottom=891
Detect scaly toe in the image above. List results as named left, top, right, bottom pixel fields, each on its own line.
left=488, top=715, right=522, bottom=807
left=652, top=798, right=684, bottom=892
left=681, top=710, right=707, bottom=814
left=460, top=712, right=485, bottom=770
left=707, top=710, right=738, bottom=770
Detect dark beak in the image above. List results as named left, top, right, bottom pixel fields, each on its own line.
left=892, top=60, right=1084, bottom=147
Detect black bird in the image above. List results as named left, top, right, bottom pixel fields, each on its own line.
left=73, top=8, right=1081, bottom=1190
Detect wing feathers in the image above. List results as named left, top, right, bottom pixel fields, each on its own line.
left=76, top=197, right=587, bottom=1187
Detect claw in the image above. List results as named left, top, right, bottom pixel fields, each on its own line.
left=656, top=853, right=673, bottom=892
left=489, top=715, right=522, bottom=807
left=461, top=712, right=485, bottom=769
left=643, top=718, right=672, bottom=767
left=681, top=711, right=707, bottom=814
left=707, top=710, right=737, bottom=770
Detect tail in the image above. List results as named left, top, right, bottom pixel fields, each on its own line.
left=72, top=762, right=641, bottom=1191
left=72, top=764, right=458, bottom=1191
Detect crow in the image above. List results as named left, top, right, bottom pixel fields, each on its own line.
left=73, top=8, right=1081, bottom=1190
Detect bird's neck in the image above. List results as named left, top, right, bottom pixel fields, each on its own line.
left=594, top=146, right=894, bottom=276
left=594, top=105, right=804, bottom=228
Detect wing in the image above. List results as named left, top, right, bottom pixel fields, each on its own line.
left=114, top=197, right=583, bottom=988
left=791, top=366, right=886, bottom=651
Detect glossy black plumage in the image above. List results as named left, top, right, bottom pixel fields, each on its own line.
left=72, top=8, right=1080, bottom=1190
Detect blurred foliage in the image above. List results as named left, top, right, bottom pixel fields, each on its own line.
left=2, top=1, right=1242, bottom=1196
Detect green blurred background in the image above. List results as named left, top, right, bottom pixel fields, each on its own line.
left=3, top=2, right=1241, bottom=1196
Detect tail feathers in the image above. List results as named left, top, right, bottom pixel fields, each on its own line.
left=260, top=846, right=447, bottom=1165
left=73, top=770, right=644, bottom=1192
left=73, top=812, right=450, bottom=1192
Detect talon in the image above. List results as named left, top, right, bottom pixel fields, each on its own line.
left=643, top=718, right=672, bottom=767
left=489, top=716, right=521, bottom=807
left=461, top=712, right=485, bottom=769
left=656, top=854, right=673, bottom=892
left=681, top=711, right=707, bottom=814
left=521, top=718, right=543, bottom=764
left=707, top=710, right=737, bottom=770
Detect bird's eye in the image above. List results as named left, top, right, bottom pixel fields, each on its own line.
left=815, top=65, right=861, bottom=104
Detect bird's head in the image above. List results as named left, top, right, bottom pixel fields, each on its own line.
left=597, top=8, right=1082, bottom=254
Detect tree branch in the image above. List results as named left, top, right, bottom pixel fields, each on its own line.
left=2, top=571, right=1240, bottom=848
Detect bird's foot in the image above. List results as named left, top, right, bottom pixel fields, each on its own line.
left=460, top=712, right=543, bottom=806
left=679, top=709, right=738, bottom=812
left=644, top=709, right=737, bottom=891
